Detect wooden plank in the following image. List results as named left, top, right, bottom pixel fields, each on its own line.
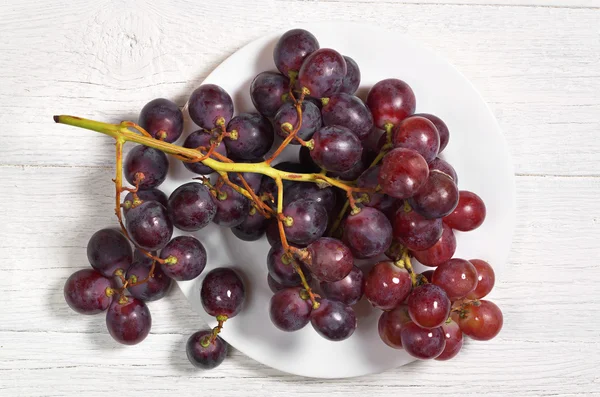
left=293, top=0, right=600, bottom=7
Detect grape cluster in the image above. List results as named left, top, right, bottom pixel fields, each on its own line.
left=60, top=27, right=502, bottom=370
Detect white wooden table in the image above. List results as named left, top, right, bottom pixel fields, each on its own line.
left=1, top=1, right=599, bottom=395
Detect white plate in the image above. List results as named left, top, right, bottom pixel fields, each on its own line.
left=158, top=22, right=516, bottom=378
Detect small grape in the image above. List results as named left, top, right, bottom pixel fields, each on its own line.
left=366, top=78, right=416, bottom=129
left=392, top=207, right=443, bottom=251
left=106, top=297, right=151, bottom=345
left=364, top=261, right=412, bottom=310
left=311, top=299, right=356, bottom=341
left=428, top=157, right=458, bottom=184
left=188, top=84, right=234, bottom=129
left=283, top=199, right=328, bottom=246
left=342, top=207, right=392, bottom=259
left=321, top=93, right=374, bottom=141
left=182, top=130, right=228, bottom=175
left=123, top=188, right=168, bottom=216
left=435, top=319, right=463, bottom=361
left=443, top=190, right=486, bottom=231
left=139, top=98, right=183, bottom=143
left=379, top=148, right=429, bottom=199
left=250, top=71, right=290, bottom=117
left=125, top=200, right=173, bottom=251
left=320, top=266, right=364, bottom=306
left=232, top=209, right=268, bottom=241
left=64, top=269, right=113, bottom=314
left=273, top=100, right=322, bottom=143
left=305, top=237, right=354, bottom=282
left=269, top=287, right=313, bottom=332
left=201, top=268, right=245, bottom=318
left=310, top=125, right=363, bottom=173
left=456, top=300, right=503, bottom=341
left=267, top=244, right=311, bottom=287
left=298, top=48, right=347, bottom=98
left=186, top=330, right=228, bottom=369
left=408, top=170, right=459, bottom=219
left=86, top=228, right=132, bottom=277
left=212, top=183, right=250, bottom=228
left=225, top=113, right=274, bottom=161
left=338, top=55, right=360, bottom=95
left=414, top=113, right=449, bottom=153
left=432, top=258, right=478, bottom=300
left=126, top=261, right=172, bottom=302
left=159, top=236, right=207, bottom=281
left=167, top=182, right=216, bottom=232
left=407, top=283, right=451, bottom=329
left=124, top=145, right=169, bottom=190
left=412, top=223, right=456, bottom=267
left=400, top=322, right=446, bottom=360
left=392, top=116, right=440, bottom=163
left=273, top=29, right=319, bottom=77
left=466, top=259, right=496, bottom=299
left=378, top=304, right=411, bottom=349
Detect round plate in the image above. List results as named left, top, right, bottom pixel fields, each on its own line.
left=159, top=22, right=515, bottom=378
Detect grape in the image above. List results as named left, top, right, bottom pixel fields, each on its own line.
left=407, top=284, right=451, bottom=329
left=269, top=287, right=313, bottom=332
left=320, top=266, right=364, bottom=305
left=444, top=190, right=486, bottom=231
left=273, top=100, right=322, bottom=143
left=167, top=182, right=216, bottom=232
left=125, top=200, right=173, bottom=251
left=305, top=237, right=353, bottom=282
left=87, top=228, right=132, bottom=277
left=366, top=79, right=416, bottom=129
left=159, top=236, right=207, bottom=281
left=124, top=145, right=169, bottom=189
left=283, top=199, right=328, bottom=245
left=299, top=146, right=321, bottom=173
left=379, top=148, right=429, bottom=199
left=201, top=268, right=246, bottom=318
left=229, top=172, right=263, bottom=193
left=310, top=125, right=363, bottom=173
left=265, top=219, right=281, bottom=247
left=250, top=71, right=290, bottom=117
left=126, top=261, right=172, bottom=301
left=428, top=157, right=457, bottom=184
left=273, top=29, right=319, bottom=77
left=342, top=207, right=392, bottom=259
left=409, top=171, right=459, bottom=219
left=339, top=56, right=360, bottom=95
left=105, top=297, right=151, bottom=345
left=356, top=166, right=397, bottom=213
left=182, top=130, right=228, bottom=175
left=435, top=319, right=463, bottom=361
left=311, top=299, right=356, bottom=341
left=392, top=116, right=440, bottom=163
left=186, top=330, right=228, bottom=369
left=133, top=249, right=155, bottom=267
left=284, top=183, right=336, bottom=212
left=188, top=84, right=234, bottom=129
left=414, top=113, right=449, bottom=153
left=212, top=183, right=250, bottom=228
left=432, top=258, right=478, bottom=300
left=298, top=48, right=347, bottom=98
left=64, top=269, right=113, bottom=314
left=364, top=261, right=412, bottom=310
left=321, top=93, right=374, bottom=141
left=268, top=274, right=286, bottom=293
left=267, top=244, right=311, bottom=287
left=327, top=155, right=367, bottom=181
left=400, top=322, right=446, bottom=360
left=224, top=113, right=274, bottom=161
left=139, top=98, right=183, bottom=143
left=466, top=259, right=495, bottom=299
left=392, top=207, right=443, bottom=251
left=123, top=188, right=168, bottom=216
left=232, top=210, right=268, bottom=241
left=412, top=223, right=456, bottom=267
left=378, top=304, right=411, bottom=349
left=456, top=300, right=503, bottom=341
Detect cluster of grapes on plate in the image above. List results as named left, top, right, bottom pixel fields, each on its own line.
left=60, top=27, right=503, bottom=371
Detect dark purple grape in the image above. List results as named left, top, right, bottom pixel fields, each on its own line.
left=310, top=125, right=362, bottom=173
left=187, top=330, right=228, bottom=369
left=123, top=188, right=168, bottom=216
left=64, top=269, right=113, bottom=314
left=267, top=244, right=312, bottom=287
left=299, top=145, right=321, bottom=172
left=106, top=297, right=151, bottom=345
left=379, top=148, right=429, bottom=199
left=273, top=100, right=321, bottom=143
left=364, top=261, right=411, bottom=310
left=87, top=228, right=132, bottom=277
left=225, top=113, right=274, bottom=160
left=320, top=266, right=363, bottom=305
left=212, top=182, right=250, bottom=228
left=250, top=71, right=290, bottom=117
left=327, top=155, right=367, bottom=181
left=407, top=283, right=451, bottom=329
left=356, top=166, right=395, bottom=211
left=126, top=261, right=172, bottom=301
left=408, top=171, right=459, bottom=219
left=392, top=116, right=440, bottom=163
left=268, top=274, right=286, bottom=293
left=283, top=199, right=328, bottom=245
left=266, top=219, right=281, bottom=247
left=269, top=287, right=313, bottom=331
left=311, top=299, right=356, bottom=341
left=274, top=29, right=319, bottom=77
left=401, top=321, right=446, bottom=359
left=188, top=84, right=234, bottom=129
left=232, top=209, right=268, bottom=241
left=429, top=157, right=457, bottom=184
left=125, top=201, right=173, bottom=251
left=305, top=237, right=353, bottom=282
left=342, top=207, right=392, bottom=259
left=412, top=223, right=456, bottom=267
left=366, top=78, right=416, bottom=129
left=201, top=268, right=245, bottom=318
left=284, top=183, right=336, bottom=212
left=159, top=236, right=207, bottom=281
left=392, top=208, right=443, bottom=251
left=182, top=130, right=228, bottom=175
left=415, top=113, right=449, bottom=153
left=167, top=182, right=216, bottom=232
left=133, top=249, right=155, bottom=267
left=139, top=98, right=183, bottom=143
left=124, top=145, right=169, bottom=189
left=321, top=93, right=373, bottom=141
left=298, top=49, right=347, bottom=98
left=339, top=56, right=360, bottom=95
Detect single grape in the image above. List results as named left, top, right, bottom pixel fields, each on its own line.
left=122, top=188, right=168, bottom=216
left=299, top=145, right=321, bottom=173
left=224, top=113, right=274, bottom=160
left=310, top=125, right=363, bottom=173
left=392, top=207, right=443, bottom=251
left=407, top=283, right=451, bottom=329
left=379, top=148, right=429, bottom=199
left=320, top=266, right=364, bottom=305
left=283, top=199, right=328, bottom=245
left=466, top=259, right=495, bottom=299
left=126, top=261, right=172, bottom=301
left=298, top=48, right=346, bottom=98
left=412, top=223, right=456, bottom=267
left=186, top=330, right=228, bottom=369
left=125, top=200, right=173, bottom=251
left=444, top=190, right=486, bottom=231
left=342, top=207, right=392, bottom=259
left=269, top=287, right=313, bottom=332
left=167, top=182, right=216, bottom=232
left=428, top=157, right=458, bottom=184
left=305, top=237, right=353, bottom=282
left=64, top=269, right=113, bottom=314
left=212, top=182, right=250, bottom=228
left=273, top=29, right=319, bottom=77
left=105, top=297, right=151, bottom=345
left=182, top=130, right=228, bottom=175
left=378, top=304, right=411, bottom=349
left=409, top=171, right=459, bottom=219
left=188, top=84, right=234, bottom=129
left=364, top=261, right=412, bottom=310
left=201, top=268, right=246, bottom=318
left=87, top=228, right=132, bottom=277
left=268, top=274, right=286, bottom=293
left=400, top=322, right=446, bottom=360
left=435, top=319, right=463, bottom=361
left=327, top=155, right=367, bottom=180
left=366, top=79, right=416, bottom=129
left=321, top=93, right=373, bottom=141
left=250, top=71, right=290, bottom=117
left=232, top=209, right=268, bottom=241
left=284, top=183, right=336, bottom=212
left=432, top=258, right=478, bottom=300
left=267, top=244, right=312, bottom=287
left=273, top=100, right=322, bottom=143
left=311, top=299, right=356, bottom=341
left=339, top=55, right=360, bottom=95
left=159, top=236, right=207, bottom=281
left=124, top=145, right=169, bottom=189
left=414, top=113, right=449, bottom=153
left=139, top=98, right=183, bottom=143
left=456, top=300, right=503, bottom=341
left=392, top=116, right=440, bottom=163
left=356, top=166, right=397, bottom=213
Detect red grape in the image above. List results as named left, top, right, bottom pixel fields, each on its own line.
left=378, top=304, right=411, bottom=349
left=412, top=223, right=456, bottom=267
left=428, top=157, right=457, bottom=184
left=342, top=207, right=392, bottom=259
left=392, top=207, right=443, bottom=251
left=407, top=283, right=451, bottom=329
left=444, top=190, right=486, bottom=231
left=435, top=319, right=463, bottom=361
left=432, top=258, right=478, bottom=300
left=269, top=287, right=313, bottom=332
left=305, top=237, right=353, bottom=282
left=339, top=56, right=360, bottom=95
left=124, top=145, right=169, bottom=189
left=64, top=269, right=113, bottom=314
left=139, top=98, right=183, bottom=143
left=320, top=265, right=364, bottom=305
left=126, top=261, right=172, bottom=302
left=366, top=78, right=416, bottom=129
left=182, top=130, right=228, bottom=175
left=86, top=228, right=132, bottom=277
left=125, top=200, right=173, bottom=251
left=310, top=125, right=363, bottom=173
left=267, top=244, right=312, bottom=287
left=250, top=71, right=290, bottom=118
left=467, top=259, right=496, bottom=299
left=298, top=48, right=347, bottom=98
left=311, top=299, right=356, bottom=341
left=159, top=236, right=207, bottom=281
left=364, top=261, right=412, bottom=310
left=283, top=199, right=328, bottom=246
left=457, top=300, right=503, bottom=341
left=201, top=268, right=246, bottom=318
left=274, top=29, right=319, bottom=77
left=186, top=330, right=228, bottom=369
left=409, top=170, right=459, bottom=219
left=188, top=84, right=234, bottom=129
left=106, top=297, right=151, bottom=345
left=392, top=116, right=440, bottom=163
left=379, top=148, right=429, bottom=199
left=167, top=182, right=216, bottom=232
left=273, top=100, right=322, bottom=143
left=414, top=113, right=449, bottom=153
left=400, top=321, right=446, bottom=359
left=225, top=113, right=274, bottom=161
left=321, top=93, right=374, bottom=141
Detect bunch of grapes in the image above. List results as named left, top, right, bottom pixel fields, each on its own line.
left=59, top=27, right=502, bottom=371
